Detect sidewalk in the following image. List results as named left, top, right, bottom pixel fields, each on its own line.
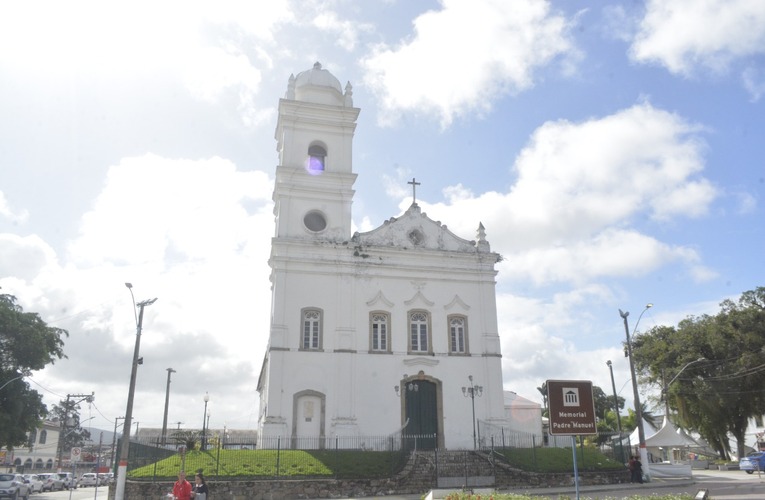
left=338, top=476, right=695, bottom=499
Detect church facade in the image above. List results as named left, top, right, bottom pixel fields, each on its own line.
left=256, top=63, right=508, bottom=450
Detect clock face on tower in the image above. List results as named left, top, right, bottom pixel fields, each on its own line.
left=303, top=210, right=327, bottom=232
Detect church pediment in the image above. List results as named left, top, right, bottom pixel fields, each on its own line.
left=366, top=291, right=395, bottom=308
left=352, top=204, right=482, bottom=253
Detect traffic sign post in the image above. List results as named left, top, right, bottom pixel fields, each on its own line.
left=547, top=380, right=597, bottom=435
left=547, top=380, right=597, bottom=500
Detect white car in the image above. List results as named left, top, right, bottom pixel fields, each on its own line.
left=98, top=472, right=114, bottom=485
left=0, top=473, right=31, bottom=500
left=78, top=473, right=99, bottom=487
left=21, top=475, right=43, bottom=494
left=56, top=472, right=76, bottom=489
left=36, top=473, right=64, bottom=492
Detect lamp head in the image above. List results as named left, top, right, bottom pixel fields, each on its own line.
left=606, top=360, right=612, bottom=367
left=204, top=392, right=209, bottom=403
left=125, top=283, right=133, bottom=289
left=646, top=303, right=653, bottom=309
left=619, top=309, right=629, bottom=319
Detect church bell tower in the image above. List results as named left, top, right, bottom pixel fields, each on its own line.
left=272, top=62, right=360, bottom=240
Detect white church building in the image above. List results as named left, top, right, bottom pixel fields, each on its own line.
left=256, top=62, right=509, bottom=450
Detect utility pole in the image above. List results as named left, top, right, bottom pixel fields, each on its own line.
left=111, top=417, right=124, bottom=468
left=161, top=368, right=176, bottom=446
left=57, top=392, right=94, bottom=471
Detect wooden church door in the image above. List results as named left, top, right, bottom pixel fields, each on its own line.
left=404, top=380, right=438, bottom=450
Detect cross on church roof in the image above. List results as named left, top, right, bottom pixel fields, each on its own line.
left=408, top=177, right=421, bottom=205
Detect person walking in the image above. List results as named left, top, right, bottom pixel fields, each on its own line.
left=191, top=472, right=208, bottom=500
left=172, top=471, right=192, bottom=500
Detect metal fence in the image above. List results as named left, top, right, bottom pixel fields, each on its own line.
left=478, top=420, right=633, bottom=466
left=121, top=433, right=428, bottom=481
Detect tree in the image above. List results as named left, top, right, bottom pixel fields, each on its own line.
left=632, top=287, right=765, bottom=460
left=537, top=383, right=548, bottom=418
left=0, top=293, right=68, bottom=450
left=593, top=385, right=625, bottom=421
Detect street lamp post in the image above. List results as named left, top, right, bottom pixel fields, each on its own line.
left=461, top=375, right=483, bottom=450
left=662, top=358, right=705, bottom=416
left=606, top=360, right=624, bottom=462
left=619, top=303, right=652, bottom=479
left=201, top=392, right=209, bottom=450
left=115, top=283, right=157, bottom=500
left=161, top=368, right=176, bottom=446
left=0, top=370, right=31, bottom=392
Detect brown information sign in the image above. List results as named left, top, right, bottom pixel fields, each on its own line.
left=547, top=379, right=597, bottom=435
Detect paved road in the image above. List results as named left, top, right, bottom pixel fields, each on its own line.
left=30, top=486, right=108, bottom=500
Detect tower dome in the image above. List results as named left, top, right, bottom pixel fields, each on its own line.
left=287, top=62, right=347, bottom=106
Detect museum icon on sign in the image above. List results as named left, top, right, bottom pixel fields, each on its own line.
left=563, top=388, right=580, bottom=406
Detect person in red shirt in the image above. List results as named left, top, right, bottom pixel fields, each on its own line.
left=172, top=470, right=192, bottom=500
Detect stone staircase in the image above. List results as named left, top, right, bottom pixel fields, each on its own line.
left=400, top=450, right=496, bottom=490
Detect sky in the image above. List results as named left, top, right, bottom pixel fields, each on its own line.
left=0, top=0, right=763, bottom=436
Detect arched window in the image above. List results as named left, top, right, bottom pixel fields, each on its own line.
left=39, top=429, right=47, bottom=444
left=370, top=312, right=390, bottom=352
left=409, top=311, right=431, bottom=353
left=448, top=316, right=468, bottom=354
left=301, top=308, right=323, bottom=350
left=27, top=429, right=37, bottom=447
left=306, top=144, right=327, bottom=175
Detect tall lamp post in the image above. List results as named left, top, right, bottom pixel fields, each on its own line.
left=0, top=370, right=31, bottom=392
left=662, top=358, right=705, bottom=416
left=619, top=303, right=652, bottom=479
left=201, top=392, right=210, bottom=450
left=462, top=375, right=483, bottom=450
left=161, top=368, right=176, bottom=446
left=606, top=360, right=624, bottom=462
left=115, top=283, right=157, bottom=500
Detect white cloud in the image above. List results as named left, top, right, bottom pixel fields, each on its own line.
left=414, top=102, right=716, bottom=285
left=743, top=66, right=765, bottom=102
left=0, top=191, right=29, bottom=225
left=0, top=234, right=58, bottom=282
left=312, top=10, right=373, bottom=51
left=1, top=153, right=276, bottom=429
left=361, top=0, right=575, bottom=127
left=67, top=154, right=272, bottom=266
left=0, top=2, right=292, bottom=125
left=630, top=0, right=765, bottom=75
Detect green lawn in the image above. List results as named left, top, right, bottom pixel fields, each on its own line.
left=129, top=446, right=624, bottom=480
left=129, top=449, right=403, bottom=479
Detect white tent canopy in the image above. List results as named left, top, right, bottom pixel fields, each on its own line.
left=629, top=416, right=702, bottom=463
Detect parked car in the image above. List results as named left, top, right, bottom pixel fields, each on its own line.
left=740, top=451, right=765, bottom=473
left=57, top=472, right=77, bottom=489
left=37, top=473, right=64, bottom=492
left=21, top=475, right=43, bottom=494
left=98, top=472, right=114, bottom=485
left=78, top=473, right=99, bottom=487
left=0, top=473, right=31, bottom=500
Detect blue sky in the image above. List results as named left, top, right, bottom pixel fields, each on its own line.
left=0, top=0, right=763, bottom=433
